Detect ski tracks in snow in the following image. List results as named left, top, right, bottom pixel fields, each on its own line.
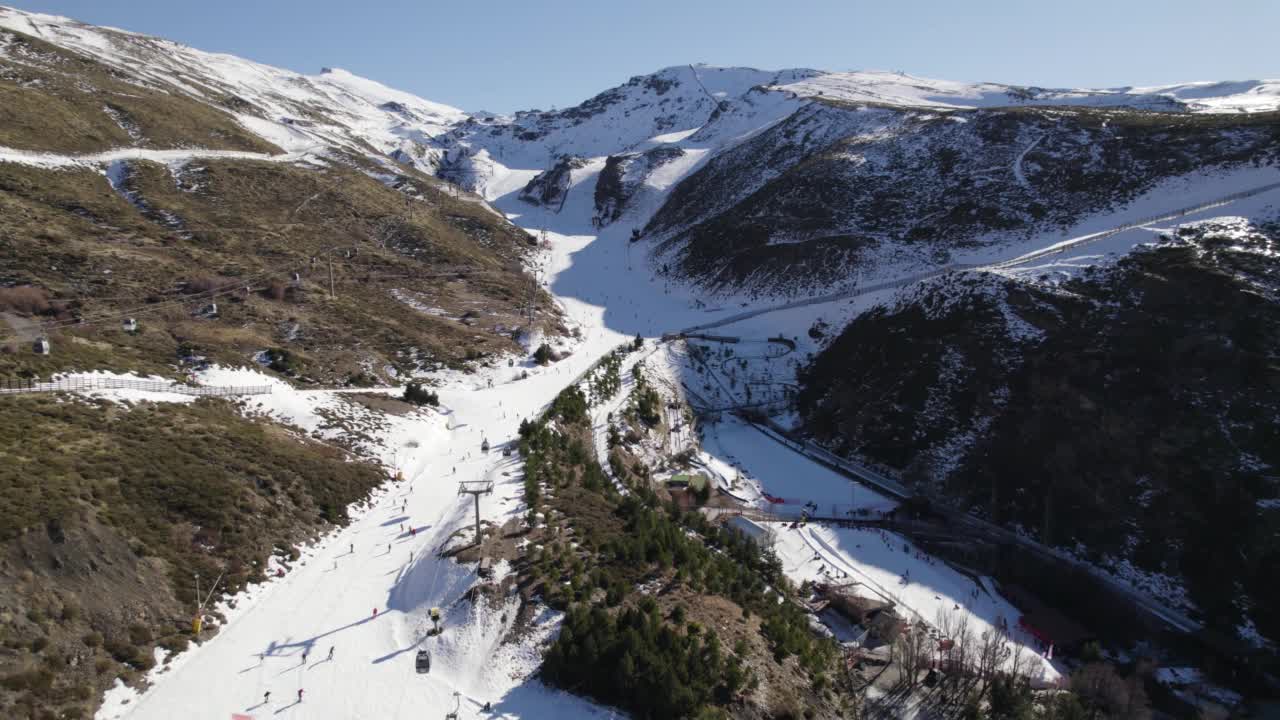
left=0, top=144, right=319, bottom=171
left=1012, top=134, right=1043, bottom=191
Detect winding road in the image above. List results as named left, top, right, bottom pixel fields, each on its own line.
left=680, top=175, right=1280, bottom=334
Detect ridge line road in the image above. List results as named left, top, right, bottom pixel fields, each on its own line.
left=680, top=175, right=1280, bottom=334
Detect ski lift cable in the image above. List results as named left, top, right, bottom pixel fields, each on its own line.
left=4, top=258, right=302, bottom=336
left=0, top=244, right=353, bottom=340
left=11, top=214, right=353, bottom=336
left=6, top=175, right=383, bottom=339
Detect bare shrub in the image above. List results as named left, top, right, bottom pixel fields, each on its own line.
left=262, top=280, right=287, bottom=301
left=184, top=274, right=232, bottom=294
left=0, top=286, right=51, bottom=315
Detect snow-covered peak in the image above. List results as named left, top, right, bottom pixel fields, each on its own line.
left=772, top=69, right=1280, bottom=113
left=434, top=64, right=822, bottom=197
left=0, top=4, right=462, bottom=172
left=655, top=63, right=819, bottom=100
left=310, top=66, right=464, bottom=122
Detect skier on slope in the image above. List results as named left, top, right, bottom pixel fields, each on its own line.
left=264, top=691, right=271, bottom=704
left=298, top=688, right=304, bottom=702
left=328, top=646, right=334, bottom=660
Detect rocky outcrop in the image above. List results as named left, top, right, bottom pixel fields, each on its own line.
left=519, top=155, right=587, bottom=209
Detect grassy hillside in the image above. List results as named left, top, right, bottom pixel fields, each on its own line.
left=0, top=156, right=557, bottom=383
left=0, top=20, right=564, bottom=719
left=797, top=222, right=1280, bottom=646
left=0, top=27, right=278, bottom=155
left=0, top=395, right=386, bottom=720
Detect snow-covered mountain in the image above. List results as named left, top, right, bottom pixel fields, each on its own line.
left=6, top=6, right=1280, bottom=718
left=6, top=3, right=1277, bottom=272
left=0, top=5, right=464, bottom=167
left=771, top=69, right=1280, bottom=114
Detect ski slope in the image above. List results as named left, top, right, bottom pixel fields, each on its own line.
left=90, top=135, right=724, bottom=719
left=64, top=78, right=1277, bottom=719
left=91, top=215, right=669, bottom=720
left=772, top=523, right=1061, bottom=683
left=6, top=6, right=1270, bottom=713
left=95, top=356, right=632, bottom=718
left=696, top=418, right=1060, bottom=683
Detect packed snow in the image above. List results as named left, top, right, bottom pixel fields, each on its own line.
left=772, top=69, right=1280, bottom=114
left=83, top=152, right=1273, bottom=717
left=6, top=5, right=1277, bottom=714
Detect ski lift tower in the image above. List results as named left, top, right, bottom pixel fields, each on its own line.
left=458, top=479, right=494, bottom=546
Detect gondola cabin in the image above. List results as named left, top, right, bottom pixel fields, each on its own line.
left=33, top=337, right=50, bottom=355
left=122, top=317, right=138, bottom=333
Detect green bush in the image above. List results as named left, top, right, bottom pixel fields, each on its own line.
left=264, top=347, right=303, bottom=376
left=533, top=343, right=553, bottom=365
left=544, top=603, right=747, bottom=719
left=402, top=382, right=439, bottom=407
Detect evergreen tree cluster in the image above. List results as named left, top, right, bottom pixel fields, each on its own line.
left=402, top=382, right=439, bottom=407
left=543, top=600, right=750, bottom=719
left=518, top=385, right=836, bottom=717
left=585, top=346, right=627, bottom=405
left=630, top=365, right=663, bottom=427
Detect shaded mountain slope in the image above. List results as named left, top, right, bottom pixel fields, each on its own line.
left=797, top=218, right=1280, bottom=645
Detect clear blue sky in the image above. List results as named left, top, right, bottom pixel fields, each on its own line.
left=8, top=0, right=1278, bottom=113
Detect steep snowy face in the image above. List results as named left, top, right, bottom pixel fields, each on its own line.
left=433, top=64, right=816, bottom=196
left=6, top=3, right=1279, bottom=297
left=0, top=5, right=464, bottom=171
left=773, top=70, right=1280, bottom=114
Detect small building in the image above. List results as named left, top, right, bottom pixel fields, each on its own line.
left=666, top=473, right=710, bottom=509
left=1001, top=583, right=1094, bottom=652
left=818, top=584, right=895, bottom=627
left=815, top=582, right=902, bottom=645
left=665, top=473, right=707, bottom=492
left=33, top=337, right=50, bottom=355
left=727, top=515, right=774, bottom=547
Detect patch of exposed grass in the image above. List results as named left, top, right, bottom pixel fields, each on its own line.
left=0, top=394, right=385, bottom=718
left=0, top=157, right=557, bottom=382
left=0, top=28, right=278, bottom=154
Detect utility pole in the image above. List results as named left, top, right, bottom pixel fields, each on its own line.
left=328, top=258, right=335, bottom=298
left=457, top=480, right=494, bottom=546
left=193, top=572, right=201, bottom=634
